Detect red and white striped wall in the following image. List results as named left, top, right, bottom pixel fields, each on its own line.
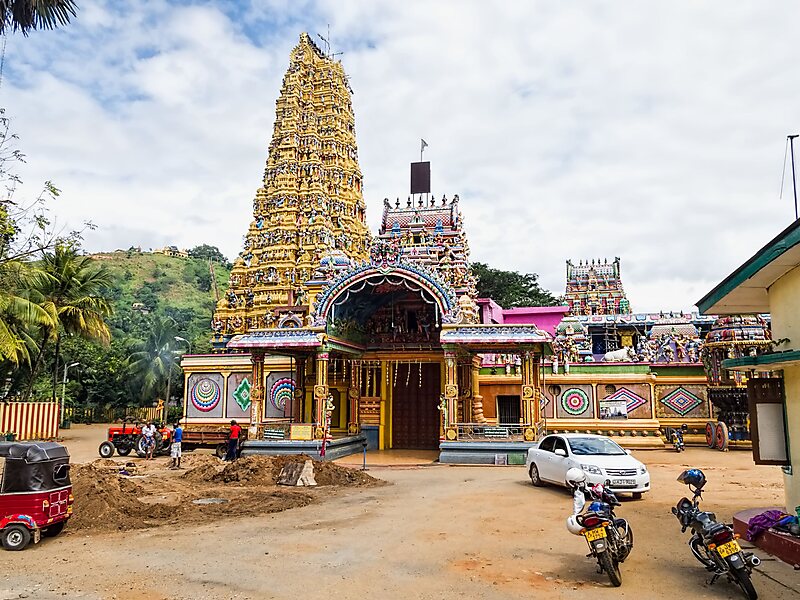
left=0, top=402, right=60, bottom=440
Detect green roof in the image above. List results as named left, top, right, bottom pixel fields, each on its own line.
left=697, top=219, right=800, bottom=315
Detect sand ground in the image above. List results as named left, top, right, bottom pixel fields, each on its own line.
left=0, top=426, right=797, bottom=600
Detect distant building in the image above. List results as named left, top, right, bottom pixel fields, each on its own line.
left=564, top=257, right=631, bottom=316
left=131, top=302, right=149, bottom=314
left=154, top=246, right=188, bottom=258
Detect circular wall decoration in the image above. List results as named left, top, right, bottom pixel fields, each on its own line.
left=270, top=378, right=296, bottom=411
left=561, top=388, right=590, bottom=416
left=190, top=378, right=221, bottom=412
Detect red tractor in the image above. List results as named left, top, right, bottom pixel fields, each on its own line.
left=98, top=419, right=172, bottom=458
left=0, top=441, right=73, bottom=550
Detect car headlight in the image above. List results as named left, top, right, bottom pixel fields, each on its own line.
left=580, top=464, right=603, bottom=475
left=639, top=465, right=648, bottom=475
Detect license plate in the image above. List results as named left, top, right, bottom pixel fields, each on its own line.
left=611, top=479, right=635, bottom=486
left=716, top=540, right=740, bottom=558
left=583, top=527, right=607, bottom=541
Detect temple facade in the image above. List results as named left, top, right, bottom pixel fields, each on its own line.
left=181, top=33, right=767, bottom=462
left=564, top=258, right=630, bottom=316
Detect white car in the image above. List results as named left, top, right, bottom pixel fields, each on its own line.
left=526, top=433, right=650, bottom=498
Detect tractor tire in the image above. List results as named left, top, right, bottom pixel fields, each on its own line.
left=42, top=521, right=65, bottom=538
left=1, top=524, right=31, bottom=551
left=705, top=421, right=716, bottom=448
left=117, top=447, right=132, bottom=457
left=135, top=435, right=146, bottom=458
left=215, top=443, right=227, bottom=459
left=98, top=441, right=115, bottom=459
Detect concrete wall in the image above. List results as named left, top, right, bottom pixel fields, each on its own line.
left=768, top=265, right=800, bottom=512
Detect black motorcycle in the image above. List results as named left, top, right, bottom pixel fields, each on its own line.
left=672, top=470, right=759, bottom=599
left=576, top=485, right=633, bottom=587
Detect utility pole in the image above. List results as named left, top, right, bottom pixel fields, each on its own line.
left=789, top=135, right=799, bottom=220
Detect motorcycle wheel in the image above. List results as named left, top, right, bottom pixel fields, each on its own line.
left=98, top=441, right=115, bottom=459
left=117, top=447, right=132, bottom=456
left=598, top=550, right=622, bottom=587
left=731, top=567, right=758, bottom=600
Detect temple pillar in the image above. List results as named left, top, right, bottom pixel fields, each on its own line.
left=443, top=347, right=459, bottom=440
left=348, top=359, right=361, bottom=435
left=471, top=354, right=487, bottom=423
left=294, top=357, right=306, bottom=423
left=248, top=351, right=266, bottom=437
left=520, top=350, right=541, bottom=441
left=313, top=350, right=329, bottom=439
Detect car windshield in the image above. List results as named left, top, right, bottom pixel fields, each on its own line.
left=568, top=437, right=626, bottom=456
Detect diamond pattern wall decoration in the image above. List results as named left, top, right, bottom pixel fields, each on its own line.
left=660, top=387, right=702, bottom=416
left=604, top=387, right=648, bottom=413
left=233, top=378, right=252, bottom=412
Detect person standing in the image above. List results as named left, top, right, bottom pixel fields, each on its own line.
left=170, top=422, right=183, bottom=469
left=141, top=421, right=156, bottom=460
left=226, top=419, right=241, bottom=461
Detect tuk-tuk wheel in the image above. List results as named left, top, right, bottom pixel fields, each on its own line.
left=2, top=525, right=31, bottom=551
left=98, top=441, right=115, bottom=459
left=42, top=521, right=65, bottom=537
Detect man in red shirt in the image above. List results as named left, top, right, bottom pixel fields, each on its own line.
left=226, top=420, right=242, bottom=461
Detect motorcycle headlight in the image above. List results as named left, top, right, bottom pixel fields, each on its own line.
left=580, top=464, right=603, bottom=475
left=639, top=465, right=648, bottom=475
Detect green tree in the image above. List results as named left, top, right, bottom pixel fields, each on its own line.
left=127, top=315, right=182, bottom=404
left=188, top=244, right=230, bottom=268
left=0, top=0, right=77, bottom=36
left=26, top=245, right=114, bottom=401
left=471, top=262, right=559, bottom=308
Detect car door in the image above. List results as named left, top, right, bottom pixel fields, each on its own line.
left=535, top=435, right=557, bottom=481
left=550, top=436, right=571, bottom=486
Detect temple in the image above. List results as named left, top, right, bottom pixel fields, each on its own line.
left=181, top=33, right=770, bottom=463
left=564, top=258, right=630, bottom=316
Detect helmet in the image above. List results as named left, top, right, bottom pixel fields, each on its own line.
left=566, top=467, right=587, bottom=489
left=677, top=468, right=706, bottom=490
left=566, top=515, right=583, bottom=535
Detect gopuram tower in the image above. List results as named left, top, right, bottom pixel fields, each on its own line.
left=211, top=33, right=371, bottom=346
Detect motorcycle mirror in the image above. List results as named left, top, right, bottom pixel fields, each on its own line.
left=671, top=507, right=677, bottom=515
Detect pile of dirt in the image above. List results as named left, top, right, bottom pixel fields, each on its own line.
left=181, top=454, right=379, bottom=487
left=69, top=462, right=171, bottom=531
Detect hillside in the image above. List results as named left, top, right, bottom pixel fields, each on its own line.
left=92, top=250, right=230, bottom=352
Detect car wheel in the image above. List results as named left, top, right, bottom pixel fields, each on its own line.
left=98, top=441, right=115, bottom=459
left=632, top=492, right=643, bottom=500
left=529, top=463, right=543, bottom=487
left=2, top=525, right=31, bottom=551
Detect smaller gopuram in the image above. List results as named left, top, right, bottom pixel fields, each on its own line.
left=565, top=258, right=631, bottom=316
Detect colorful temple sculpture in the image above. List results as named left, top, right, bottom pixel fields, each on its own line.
left=181, top=33, right=770, bottom=462
left=210, top=33, right=371, bottom=347
left=564, top=258, right=631, bottom=316
left=700, top=315, right=772, bottom=450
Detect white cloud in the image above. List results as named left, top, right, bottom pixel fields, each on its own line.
left=2, top=0, right=799, bottom=312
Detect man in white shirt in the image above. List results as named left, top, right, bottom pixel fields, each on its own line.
left=141, top=422, right=156, bottom=460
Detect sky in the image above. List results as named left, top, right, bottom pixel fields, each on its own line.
left=2, top=0, right=799, bottom=312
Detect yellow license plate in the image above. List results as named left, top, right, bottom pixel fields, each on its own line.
left=583, top=527, right=607, bottom=541
left=716, top=540, right=740, bottom=558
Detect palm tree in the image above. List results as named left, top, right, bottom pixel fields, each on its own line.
left=0, top=260, right=56, bottom=368
left=127, top=315, right=180, bottom=404
left=0, top=0, right=77, bottom=36
left=25, top=245, right=113, bottom=401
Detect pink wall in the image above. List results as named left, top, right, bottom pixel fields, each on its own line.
left=477, top=299, right=569, bottom=336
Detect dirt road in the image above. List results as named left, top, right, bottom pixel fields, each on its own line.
left=1, top=446, right=796, bottom=599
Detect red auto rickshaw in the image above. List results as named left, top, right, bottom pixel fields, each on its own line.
left=0, top=441, right=73, bottom=550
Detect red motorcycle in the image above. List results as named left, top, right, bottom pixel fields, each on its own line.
left=0, top=441, right=73, bottom=550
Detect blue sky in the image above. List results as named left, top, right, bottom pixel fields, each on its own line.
left=2, top=1, right=800, bottom=311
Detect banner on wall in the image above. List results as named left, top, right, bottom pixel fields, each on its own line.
left=599, top=398, right=628, bottom=420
